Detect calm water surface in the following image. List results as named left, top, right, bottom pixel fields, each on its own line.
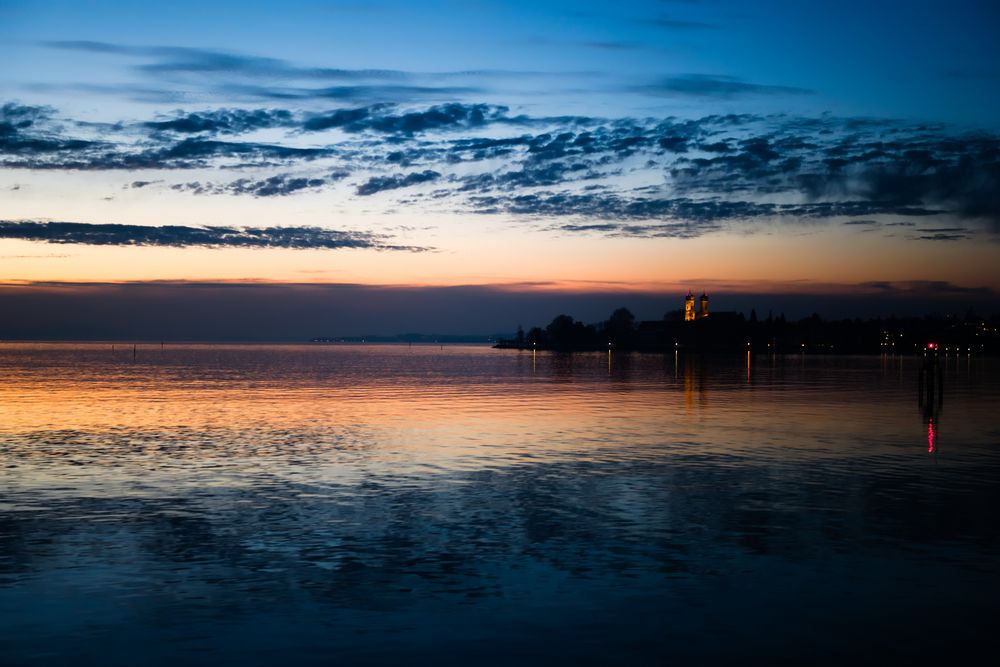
left=1, top=344, right=998, bottom=664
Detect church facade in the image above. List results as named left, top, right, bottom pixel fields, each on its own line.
left=684, top=291, right=710, bottom=321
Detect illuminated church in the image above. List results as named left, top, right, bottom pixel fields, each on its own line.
left=632, top=289, right=740, bottom=349
left=684, top=291, right=709, bottom=321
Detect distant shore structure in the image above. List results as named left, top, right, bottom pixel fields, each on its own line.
left=684, top=290, right=710, bottom=322
left=492, top=291, right=999, bottom=354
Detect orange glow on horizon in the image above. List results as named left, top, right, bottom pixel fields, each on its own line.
left=1, top=221, right=998, bottom=293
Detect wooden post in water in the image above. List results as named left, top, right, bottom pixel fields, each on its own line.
left=919, top=344, right=943, bottom=410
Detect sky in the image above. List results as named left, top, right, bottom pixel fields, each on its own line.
left=2, top=0, right=999, bottom=337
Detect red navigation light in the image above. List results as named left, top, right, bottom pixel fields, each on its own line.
left=926, top=343, right=937, bottom=350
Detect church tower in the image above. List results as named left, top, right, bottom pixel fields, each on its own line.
left=684, top=291, right=696, bottom=321
left=698, top=292, right=709, bottom=319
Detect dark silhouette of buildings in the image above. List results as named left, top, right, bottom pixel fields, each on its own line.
left=495, top=293, right=1000, bottom=354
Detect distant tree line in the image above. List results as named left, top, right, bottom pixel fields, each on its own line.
left=508, top=307, right=638, bottom=350
left=498, top=307, right=1000, bottom=354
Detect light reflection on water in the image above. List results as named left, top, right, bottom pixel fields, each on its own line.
left=1, top=343, right=998, bottom=665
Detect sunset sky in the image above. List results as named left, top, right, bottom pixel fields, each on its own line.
left=2, top=0, right=998, bottom=337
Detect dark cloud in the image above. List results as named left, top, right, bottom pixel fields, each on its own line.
left=781, top=137, right=1000, bottom=227
left=856, top=280, right=993, bottom=296
left=0, top=220, right=430, bottom=251
left=856, top=157, right=1000, bottom=224
left=144, top=108, right=295, bottom=135
left=457, top=159, right=606, bottom=193
left=554, top=221, right=723, bottom=239
left=659, top=123, right=1000, bottom=228
left=302, top=106, right=378, bottom=131
left=1, top=102, right=96, bottom=154
left=446, top=122, right=665, bottom=176
left=469, top=191, right=938, bottom=230
left=512, top=37, right=643, bottom=51
left=303, top=103, right=507, bottom=135
left=911, top=226, right=971, bottom=241
left=237, top=83, right=482, bottom=102
left=1, top=102, right=53, bottom=123
left=915, top=232, right=967, bottom=241
left=154, top=137, right=329, bottom=161
left=42, top=41, right=514, bottom=104
left=3, top=133, right=333, bottom=170
left=45, top=41, right=422, bottom=82
left=356, top=102, right=507, bottom=134
left=0, top=132, right=94, bottom=155
left=356, top=170, right=441, bottom=196
left=59, top=80, right=480, bottom=105
left=699, top=141, right=733, bottom=153
left=172, top=174, right=327, bottom=197
left=634, top=74, right=814, bottom=98
left=447, top=135, right=534, bottom=161
left=658, top=134, right=690, bottom=152
left=45, top=40, right=552, bottom=84
left=44, top=40, right=143, bottom=54
left=469, top=191, right=755, bottom=229
left=5, top=99, right=1000, bottom=235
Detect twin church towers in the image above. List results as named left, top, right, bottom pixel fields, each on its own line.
left=684, top=290, right=710, bottom=322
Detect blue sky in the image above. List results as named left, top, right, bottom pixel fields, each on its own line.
left=4, top=0, right=999, bottom=125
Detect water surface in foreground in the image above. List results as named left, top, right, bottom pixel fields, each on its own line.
left=1, top=344, right=998, bottom=664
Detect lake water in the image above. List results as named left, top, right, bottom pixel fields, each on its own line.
left=1, top=344, right=998, bottom=665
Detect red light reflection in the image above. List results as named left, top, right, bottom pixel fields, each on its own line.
left=928, top=419, right=935, bottom=454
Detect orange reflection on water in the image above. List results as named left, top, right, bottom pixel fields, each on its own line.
left=1, top=343, right=995, bottom=493
left=2, top=344, right=707, bottom=479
